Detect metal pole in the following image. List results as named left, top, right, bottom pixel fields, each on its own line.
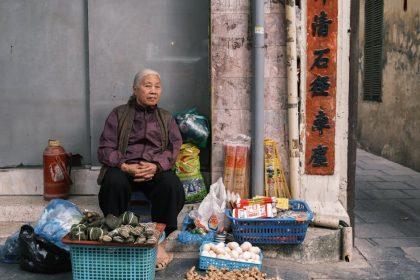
left=286, top=0, right=300, bottom=198
left=348, top=0, right=360, bottom=241
left=251, top=0, right=265, bottom=196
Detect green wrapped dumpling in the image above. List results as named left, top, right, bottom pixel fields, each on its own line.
left=70, top=227, right=87, bottom=241
left=88, top=227, right=104, bottom=241
left=120, top=211, right=139, bottom=226
left=105, top=214, right=121, bottom=230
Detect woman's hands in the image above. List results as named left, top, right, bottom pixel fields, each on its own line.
left=120, top=161, right=158, bottom=182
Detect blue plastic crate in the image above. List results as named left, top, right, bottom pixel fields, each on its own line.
left=226, top=199, right=313, bottom=245
left=68, top=244, right=156, bottom=280
left=198, top=242, right=263, bottom=271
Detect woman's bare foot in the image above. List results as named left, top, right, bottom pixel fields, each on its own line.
left=155, top=243, right=173, bottom=271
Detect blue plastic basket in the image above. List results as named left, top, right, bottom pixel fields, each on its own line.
left=226, top=199, right=313, bottom=245
left=198, top=242, right=263, bottom=271
left=62, top=225, right=165, bottom=280
left=68, top=244, right=156, bottom=280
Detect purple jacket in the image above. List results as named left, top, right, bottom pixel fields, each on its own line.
left=97, top=102, right=182, bottom=171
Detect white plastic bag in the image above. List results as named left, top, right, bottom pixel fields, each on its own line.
left=194, top=177, right=226, bottom=232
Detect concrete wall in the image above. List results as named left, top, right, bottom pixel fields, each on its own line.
left=210, top=0, right=350, bottom=221
left=210, top=0, right=290, bottom=184
left=357, top=0, right=420, bottom=171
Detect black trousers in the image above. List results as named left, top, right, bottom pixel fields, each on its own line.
left=98, top=167, right=185, bottom=236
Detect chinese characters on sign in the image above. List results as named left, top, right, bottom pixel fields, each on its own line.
left=305, top=0, right=337, bottom=175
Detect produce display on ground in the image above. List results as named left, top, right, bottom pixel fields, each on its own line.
left=185, top=266, right=281, bottom=280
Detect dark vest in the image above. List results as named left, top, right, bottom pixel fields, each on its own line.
left=97, top=97, right=172, bottom=185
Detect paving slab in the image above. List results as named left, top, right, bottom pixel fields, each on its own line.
left=355, top=175, right=384, bottom=182
left=355, top=238, right=407, bottom=261
left=369, top=181, right=416, bottom=190
left=381, top=168, right=419, bottom=176
left=355, top=210, right=415, bottom=224
left=368, top=260, right=420, bottom=280
left=400, top=199, right=420, bottom=211
left=404, top=177, right=420, bottom=188
left=355, top=223, right=406, bottom=238
left=402, top=247, right=420, bottom=263
left=402, top=190, right=420, bottom=198
left=367, top=189, right=411, bottom=199
left=371, top=238, right=420, bottom=248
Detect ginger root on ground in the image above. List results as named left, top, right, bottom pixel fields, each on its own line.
left=185, top=266, right=281, bottom=280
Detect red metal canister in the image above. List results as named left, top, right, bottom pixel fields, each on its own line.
left=43, top=139, right=72, bottom=200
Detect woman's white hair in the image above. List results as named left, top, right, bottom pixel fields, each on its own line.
left=133, top=69, right=161, bottom=89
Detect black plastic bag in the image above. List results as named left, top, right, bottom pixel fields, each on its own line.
left=19, top=224, right=71, bottom=274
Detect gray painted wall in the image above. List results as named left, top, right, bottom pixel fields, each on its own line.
left=88, top=0, right=210, bottom=164
left=0, top=0, right=89, bottom=166
left=0, top=0, right=209, bottom=166
left=357, top=0, right=420, bottom=171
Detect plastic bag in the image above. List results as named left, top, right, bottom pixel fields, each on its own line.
left=175, top=143, right=207, bottom=203
left=193, top=177, right=226, bottom=232
left=175, top=108, right=210, bottom=148
left=0, top=231, right=20, bottom=264
left=19, top=224, right=71, bottom=274
left=178, top=214, right=215, bottom=244
left=34, top=199, right=83, bottom=251
left=223, top=134, right=251, bottom=199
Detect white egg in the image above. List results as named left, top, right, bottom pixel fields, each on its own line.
left=234, top=247, right=243, bottom=254
left=249, top=246, right=261, bottom=254
left=201, top=251, right=210, bottom=257
left=240, top=242, right=252, bottom=251
left=216, top=242, right=225, bottom=248
left=227, top=242, right=239, bottom=250
left=225, top=247, right=231, bottom=253
left=230, top=250, right=239, bottom=259
left=242, top=251, right=251, bottom=260
left=217, top=254, right=226, bottom=259
left=209, top=251, right=217, bottom=258
left=203, top=244, right=211, bottom=252
left=214, top=247, right=225, bottom=255
left=253, top=254, right=260, bottom=261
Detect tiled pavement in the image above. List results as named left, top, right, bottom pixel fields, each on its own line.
left=1, top=149, right=419, bottom=279
left=353, top=149, right=420, bottom=278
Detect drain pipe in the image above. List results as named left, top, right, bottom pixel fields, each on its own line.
left=285, top=0, right=300, bottom=199
left=251, top=0, right=265, bottom=196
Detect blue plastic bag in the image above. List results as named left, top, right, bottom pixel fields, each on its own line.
left=34, top=199, right=83, bottom=251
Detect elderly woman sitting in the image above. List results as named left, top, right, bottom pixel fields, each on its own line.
left=97, top=69, right=185, bottom=270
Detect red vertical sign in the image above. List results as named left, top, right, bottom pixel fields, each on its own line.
left=305, top=0, right=337, bottom=175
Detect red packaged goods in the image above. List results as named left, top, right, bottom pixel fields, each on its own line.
left=233, top=203, right=274, bottom=219
left=222, top=135, right=251, bottom=200
left=233, top=145, right=249, bottom=199
left=238, top=197, right=274, bottom=208
left=223, top=144, right=236, bottom=193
